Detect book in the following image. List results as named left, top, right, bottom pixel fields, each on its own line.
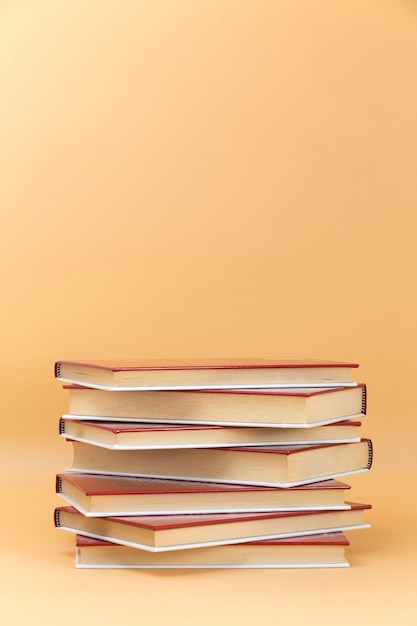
left=55, top=357, right=359, bottom=390
left=68, top=439, right=373, bottom=488
left=75, top=532, right=351, bottom=568
left=56, top=473, right=351, bottom=516
left=62, top=383, right=366, bottom=428
left=60, top=417, right=362, bottom=449
left=54, top=503, right=371, bottom=552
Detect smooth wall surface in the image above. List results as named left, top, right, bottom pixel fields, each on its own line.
left=1, top=1, right=416, bottom=624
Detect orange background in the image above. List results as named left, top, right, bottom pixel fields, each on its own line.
left=1, top=1, right=416, bottom=624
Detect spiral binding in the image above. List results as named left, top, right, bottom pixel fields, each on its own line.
left=366, top=439, right=373, bottom=469
left=361, top=385, right=367, bottom=415
left=55, top=362, right=61, bottom=378
left=56, top=476, right=63, bottom=493
left=54, top=509, right=61, bottom=527
left=59, top=418, right=65, bottom=435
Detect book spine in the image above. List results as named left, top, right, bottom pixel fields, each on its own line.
left=361, top=385, right=367, bottom=415
left=59, top=418, right=65, bottom=435
left=366, top=439, right=373, bottom=470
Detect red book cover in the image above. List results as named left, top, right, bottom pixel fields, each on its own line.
left=60, top=418, right=362, bottom=435
left=59, top=417, right=363, bottom=450
left=56, top=503, right=371, bottom=532
left=61, top=418, right=229, bottom=434
left=56, top=504, right=370, bottom=552
left=56, top=473, right=350, bottom=497
left=223, top=438, right=372, bottom=459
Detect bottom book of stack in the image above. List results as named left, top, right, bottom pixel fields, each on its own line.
left=55, top=500, right=371, bottom=568
left=74, top=532, right=351, bottom=569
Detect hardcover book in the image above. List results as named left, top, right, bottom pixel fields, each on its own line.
left=56, top=473, right=351, bottom=516
left=55, top=357, right=359, bottom=391
left=60, top=417, right=362, bottom=449
left=75, top=532, right=351, bottom=568
left=63, top=383, right=366, bottom=428
left=69, top=438, right=373, bottom=488
left=55, top=503, right=371, bottom=552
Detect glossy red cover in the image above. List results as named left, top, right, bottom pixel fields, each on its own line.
left=56, top=502, right=371, bottom=531
left=61, top=419, right=227, bottom=433
left=56, top=357, right=358, bottom=374
left=75, top=531, right=350, bottom=548
left=60, top=419, right=362, bottom=434
left=220, top=438, right=372, bottom=457
left=56, top=473, right=350, bottom=496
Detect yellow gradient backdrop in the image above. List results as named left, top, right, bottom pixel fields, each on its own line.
left=1, top=1, right=416, bottom=624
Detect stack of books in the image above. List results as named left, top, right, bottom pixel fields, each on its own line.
left=54, top=357, right=372, bottom=569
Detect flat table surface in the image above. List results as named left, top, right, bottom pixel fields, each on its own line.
left=2, top=440, right=416, bottom=626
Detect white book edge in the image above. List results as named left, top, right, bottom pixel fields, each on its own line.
left=61, top=413, right=365, bottom=429
left=66, top=466, right=369, bottom=489
left=57, top=523, right=370, bottom=553
left=56, top=492, right=351, bottom=518
left=58, top=377, right=359, bottom=391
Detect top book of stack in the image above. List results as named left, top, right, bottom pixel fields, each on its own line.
left=54, top=358, right=359, bottom=391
